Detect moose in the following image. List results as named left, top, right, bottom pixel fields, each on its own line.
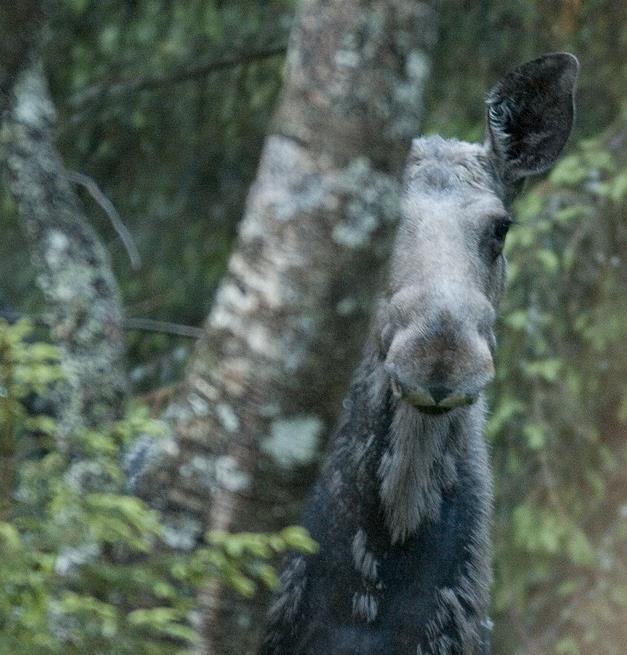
left=261, top=53, right=579, bottom=654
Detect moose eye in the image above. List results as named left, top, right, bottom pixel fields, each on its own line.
left=490, top=216, right=513, bottom=258
left=493, top=217, right=512, bottom=240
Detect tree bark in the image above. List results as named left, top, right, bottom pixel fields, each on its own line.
left=135, top=1, right=437, bottom=652
left=1, top=64, right=127, bottom=437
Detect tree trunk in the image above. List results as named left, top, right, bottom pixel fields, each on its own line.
left=1, top=64, right=127, bottom=437
left=135, top=1, right=437, bottom=652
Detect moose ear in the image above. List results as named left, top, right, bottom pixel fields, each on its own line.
left=486, top=53, right=579, bottom=185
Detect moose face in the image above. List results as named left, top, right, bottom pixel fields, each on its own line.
left=381, top=53, right=579, bottom=413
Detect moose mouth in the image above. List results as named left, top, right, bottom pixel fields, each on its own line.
left=414, top=405, right=453, bottom=416
left=389, top=377, right=476, bottom=414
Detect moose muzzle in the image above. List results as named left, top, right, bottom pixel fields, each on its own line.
left=383, top=291, right=496, bottom=414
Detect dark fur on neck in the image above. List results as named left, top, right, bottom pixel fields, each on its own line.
left=261, top=346, right=493, bottom=655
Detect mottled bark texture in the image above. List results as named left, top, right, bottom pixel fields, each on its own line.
left=1, top=66, right=127, bottom=437
left=134, top=1, right=436, bottom=652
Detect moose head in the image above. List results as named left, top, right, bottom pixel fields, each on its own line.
left=380, top=53, right=578, bottom=414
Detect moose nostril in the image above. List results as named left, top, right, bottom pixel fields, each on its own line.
left=428, top=385, right=452, bottom=405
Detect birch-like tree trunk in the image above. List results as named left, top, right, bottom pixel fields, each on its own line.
left=134, top=1, right=437, bottom=652
left=1, top=63, right=127, bottom=437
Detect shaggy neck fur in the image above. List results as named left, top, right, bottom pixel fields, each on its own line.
left=361, top=351, right=487, bottom=545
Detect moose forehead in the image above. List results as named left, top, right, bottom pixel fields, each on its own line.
left=401, top=136, right=508, bottom=228
left=404, top=135, right=503, bottom=200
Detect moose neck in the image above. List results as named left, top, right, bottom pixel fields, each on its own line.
left=351, top=346, right=488, bottom=545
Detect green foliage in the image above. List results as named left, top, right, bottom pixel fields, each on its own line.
left=0, top=320, right=315, bottom=654
left=0, top=319, right=62, bottom=520
left=425, top=0, right=626, bottom=141
left=489, top=121, right=627, bottom=653
left=0, top=2, right=624, bottom=653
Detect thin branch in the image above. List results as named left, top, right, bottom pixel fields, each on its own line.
left=124, top=317, right=203, bottom=339
left=68, top=45, right=287, bottom=112
left=2, top=311, right=201, bottom=340
left=68, top=171, right=142, bottom=270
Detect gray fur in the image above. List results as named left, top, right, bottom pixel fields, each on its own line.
left=260, top=53, right=578, bottom=655
left=352, top=590, right=379, bottom=623
left=378, top=403, right=459, bottom=543
left=352, top=528, right=379, bottom=582
left=378, top=398, right=489, bottom=546
left=263, top=555, right=308, bottom=641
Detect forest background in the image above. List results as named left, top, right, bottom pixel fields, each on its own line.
left=0, top=1, right=625, bottom=654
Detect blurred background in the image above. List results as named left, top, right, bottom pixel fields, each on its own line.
left=0, top=1, right=625, bottom=654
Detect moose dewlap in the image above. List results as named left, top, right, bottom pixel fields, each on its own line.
left=261, top=53, right=579, bottom=655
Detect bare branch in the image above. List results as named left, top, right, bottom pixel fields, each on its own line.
left=124, top=317, right=203, bottom=339
left=68, top=45, right=287, bottom=113
left=68, top=171, right=142, bottom=270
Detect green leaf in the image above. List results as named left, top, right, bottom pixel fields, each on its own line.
left=280, top=526, right=319, bottom=554
left=0, top=522, right=21, bottom=550
left=536, top=249, right=560, bottom=274
left=522, top=423, right=547, bottom=450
